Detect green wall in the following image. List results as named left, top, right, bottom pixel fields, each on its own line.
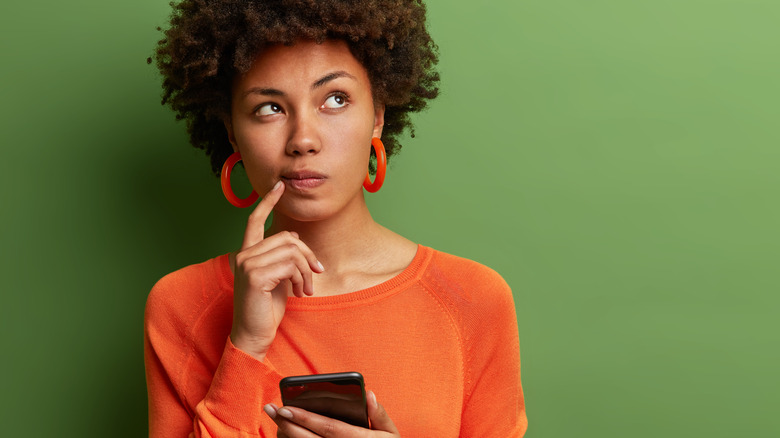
left=1, top=1, right=777, bottom=436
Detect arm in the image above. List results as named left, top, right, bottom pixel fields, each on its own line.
left=145, top=327, right=283, bottom=437
left=459, top=273, right=528, bottom=437
left=145, top=181, right=323, bottom=436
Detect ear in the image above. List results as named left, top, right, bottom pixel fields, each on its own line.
left=372, top=104, right=385, bottom=139
left=223, top=117, right=239, bottom=153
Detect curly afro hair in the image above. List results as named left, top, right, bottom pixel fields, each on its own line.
left=149, top=0, right=440, bottom=176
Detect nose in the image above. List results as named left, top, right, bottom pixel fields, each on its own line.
left=285, top=112, right=321, bottom=156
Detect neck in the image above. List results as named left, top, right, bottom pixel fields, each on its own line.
left=266, top=197, right=384, bottom=274
left=250, top=194, right=418, bottom=296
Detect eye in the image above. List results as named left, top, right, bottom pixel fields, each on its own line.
left=256, top=103, right=282, bottom=116
left=322, top=93, right=348, bottom=110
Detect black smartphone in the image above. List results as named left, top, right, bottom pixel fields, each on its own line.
left=279, top=372, right=369, bottom=428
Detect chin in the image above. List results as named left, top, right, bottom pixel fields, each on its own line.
left=275, top=199, right=338, bottom=223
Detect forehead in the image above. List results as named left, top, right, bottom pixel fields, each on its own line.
left=234, top=39, right=369, bottom=90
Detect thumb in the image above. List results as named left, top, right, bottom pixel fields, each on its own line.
left=367, top=390, right=399, bottom=433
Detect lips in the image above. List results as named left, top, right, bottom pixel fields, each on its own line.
left=281, top=170, right=327, bottom=190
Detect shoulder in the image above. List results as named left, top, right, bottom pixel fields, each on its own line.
left=420, top=247, right=516, bottom=317
left=423, top=248, right=513, bottom=297
left=145, top=255, right=232, bottom=332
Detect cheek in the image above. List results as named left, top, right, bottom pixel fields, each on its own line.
left=326, top=129, right=372, bottom=176
left=233, top=123, right=278, bottom=160
left=326, top=112, right=376, bottom=157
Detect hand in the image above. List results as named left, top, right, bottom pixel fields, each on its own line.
left=265, top=390, right=400, bottom=437
left=230, top=181, right=324, bottom=361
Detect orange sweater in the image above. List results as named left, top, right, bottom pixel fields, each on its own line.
left=144, top=245, right=527, bottom=436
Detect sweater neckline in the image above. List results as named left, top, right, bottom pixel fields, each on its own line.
left=217, top=244, right=432, bottom=310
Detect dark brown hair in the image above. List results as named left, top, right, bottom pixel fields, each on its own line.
left=149, top=0, right=440, bottom=175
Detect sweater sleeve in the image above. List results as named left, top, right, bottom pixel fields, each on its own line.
left=456, top=266, right=528, bottom=437
left=190, top=338, right=283, bottom=436
left=144, top=270, right=283, bottom=437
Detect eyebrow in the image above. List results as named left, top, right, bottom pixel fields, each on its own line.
left=312, top=71, right=356, bottom=89
left=242, top=71, right=357, bottom=98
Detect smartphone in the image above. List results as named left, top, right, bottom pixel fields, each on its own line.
left=279, top=372, right=369, bottom=428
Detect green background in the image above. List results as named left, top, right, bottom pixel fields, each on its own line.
left=1, top=0, right=777, bottom=436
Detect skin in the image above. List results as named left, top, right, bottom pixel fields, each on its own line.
left=224, top=39, right=417, bottom=436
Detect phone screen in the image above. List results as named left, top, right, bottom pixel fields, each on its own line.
left=280, top=372, right=369, bottom=428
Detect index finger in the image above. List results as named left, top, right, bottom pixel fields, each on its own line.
left=241, top=180, right=284, bottom=250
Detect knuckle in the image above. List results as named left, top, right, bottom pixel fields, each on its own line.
left=321, top=421, right=337, bottom=438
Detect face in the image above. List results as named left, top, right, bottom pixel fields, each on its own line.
left=227, top=39, right=384, bottom=222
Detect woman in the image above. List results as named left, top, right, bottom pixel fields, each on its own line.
left=144, top=1, right=527, bottom=436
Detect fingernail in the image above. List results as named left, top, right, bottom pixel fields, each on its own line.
left=273, top=180, right=283, bottom=190
left=316, top=261, right=325, bottom=272
left=290, top=231, right=299, bottom=239
left=263, top=404, right=277, bottom=419
left=368, top=390, right=377, bottom=409
left=277, top=407, right=293, bottom=420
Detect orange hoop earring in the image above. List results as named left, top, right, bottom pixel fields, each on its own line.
left=363, top=137, right=386, bottom=193
left=221, top=152, right=259, bottom=208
